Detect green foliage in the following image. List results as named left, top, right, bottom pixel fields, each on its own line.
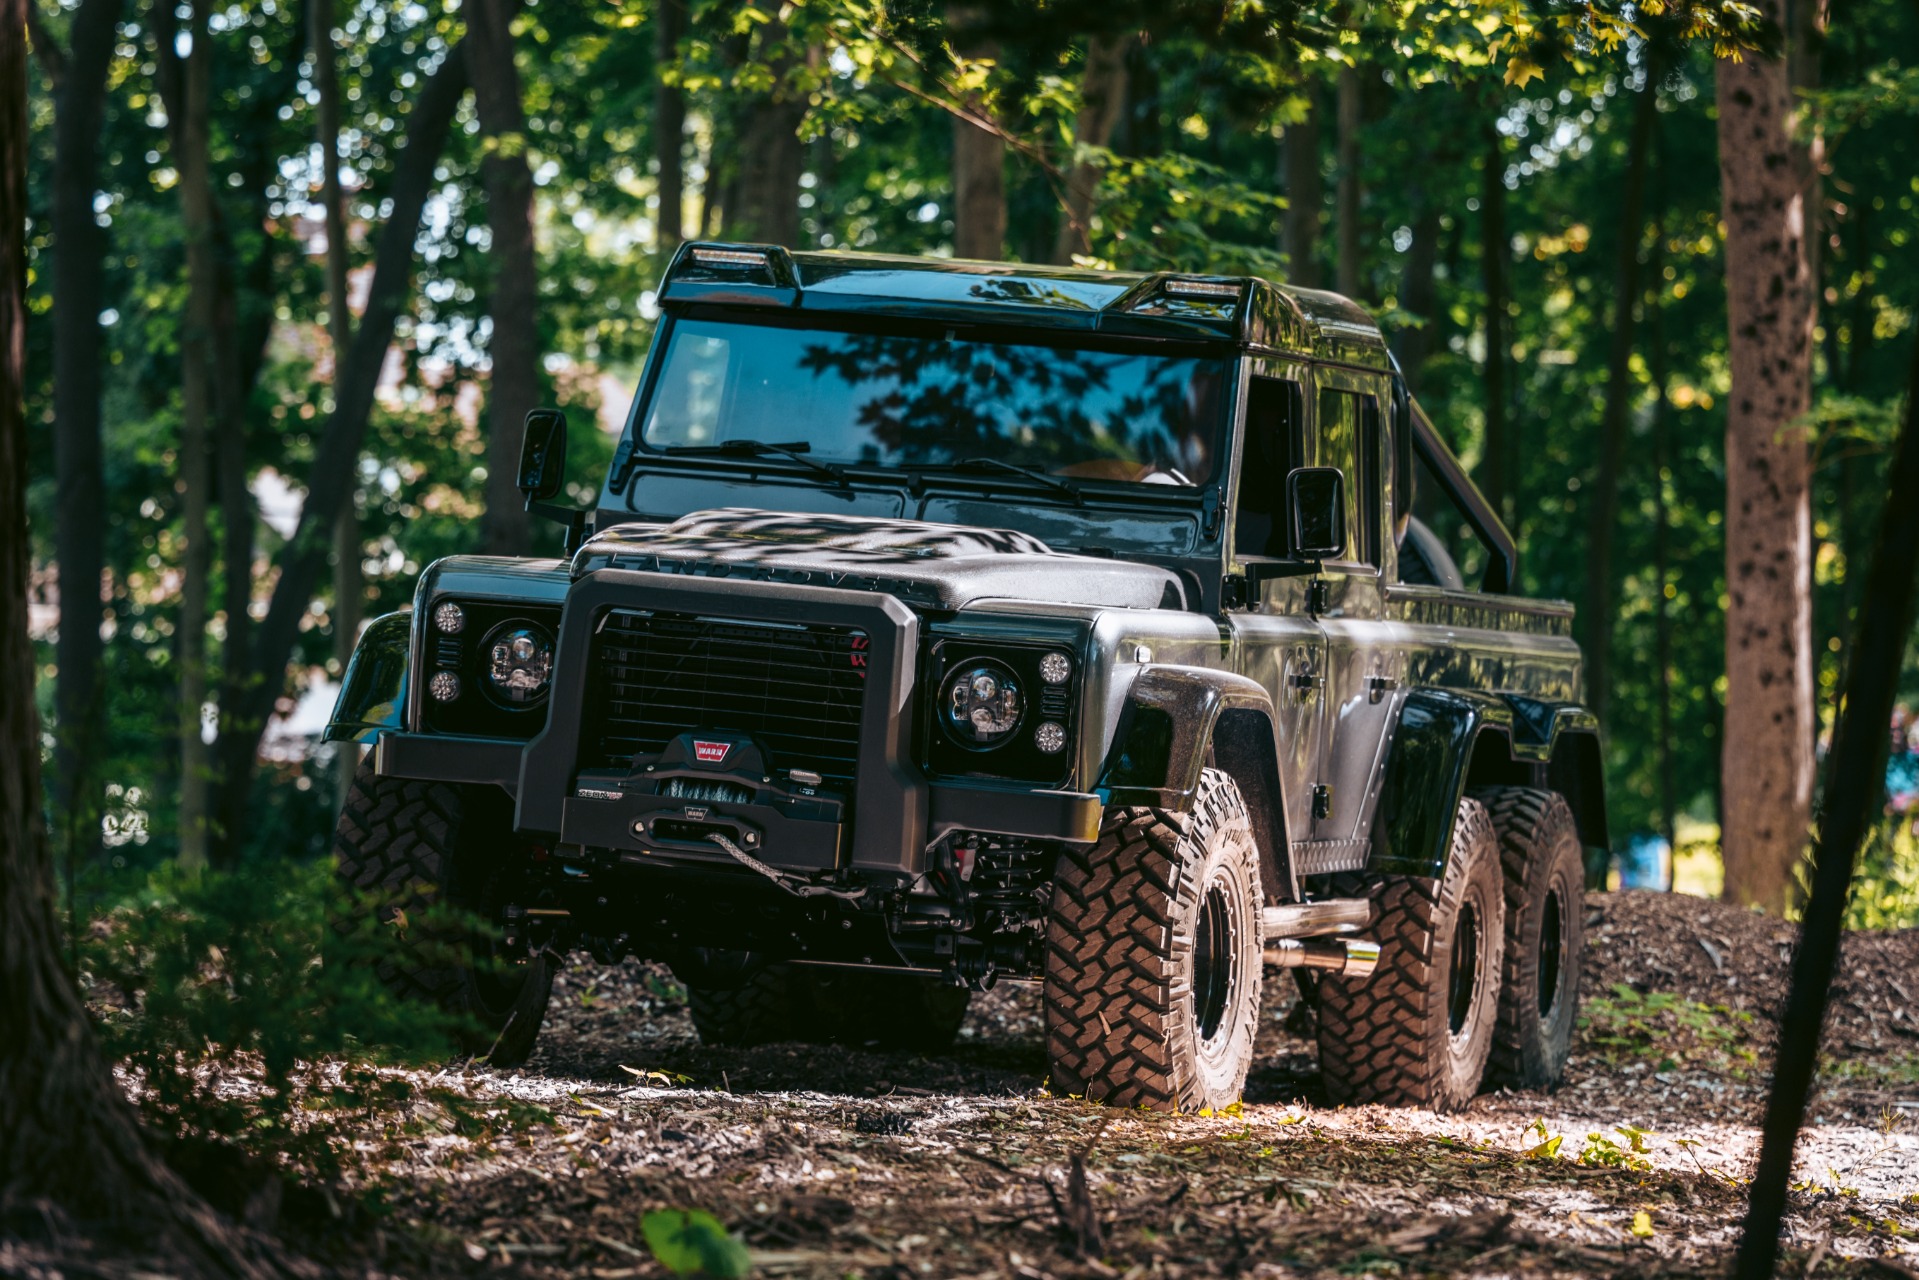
left=641, top=1208, right=754, bottom=1278
left=79, top=858, right=472, bottom=1168
left=1843, top=823, right=1919, bottom=930
left=1578, top=983, right=1756, bottom=1074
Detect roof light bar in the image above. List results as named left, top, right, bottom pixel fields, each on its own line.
left=690, top=247, right=772, bottom=268
left=1164, top=278, right=1240, bottom=298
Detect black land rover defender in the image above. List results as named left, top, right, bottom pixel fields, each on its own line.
left=327, top=243, right=1606, bottom=1113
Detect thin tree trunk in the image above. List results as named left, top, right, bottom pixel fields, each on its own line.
left=1715, top=0, right=1818, bottom=914
left=1280, top=90, right=1322, bottom=288
left=3, top=11, right=286, bottom=1268
left=221, top=42, right=471, bottom=863
left=469, top=0, right=536, bottom=557
left=948, top=4, right=1005, bottom=260
left=1734, top=330, right=1919, bottom=1280
left=170, top=0, right=217, bottom=871
left=724, top=18, right=806, bottom=246
left=1335, top=62, right=1362, bottom=298
left=1049, top=32, right=1130, bottom=265
left=1479, top=122, right=1508, bottom=524
left=1648, top=232, right=1678, bottom=860
left=1394, top=203, right=1440, bottom=395
left=1581, top=56, right=1659, bottom=732
left=310, top=0, right=360, bottom=812
left=42, top=0, right=124, bottom=878
left=654, top=0, right=687, bottom=253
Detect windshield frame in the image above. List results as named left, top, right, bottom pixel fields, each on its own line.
left=616, top=305, right=1238, bottom=501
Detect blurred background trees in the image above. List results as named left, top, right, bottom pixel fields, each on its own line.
left=16, top=0, right=1919, bottom=910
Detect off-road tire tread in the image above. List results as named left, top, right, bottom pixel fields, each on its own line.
left=1471, top=785, right=1584, bottom=1088
left=1315, top=797, right=1502, bottom=1110
left=333, top=759, right=551, bottom=1064
left=686, top=966, right=796, bottom=1047
left=1044, top=768, right=1260, bottom=1111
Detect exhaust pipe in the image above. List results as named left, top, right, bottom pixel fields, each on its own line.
left=1264, top=937, right=1380, bottom=979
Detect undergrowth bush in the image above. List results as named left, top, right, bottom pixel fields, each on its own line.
left=1843, top=822, right=1919, bottom=930
left=79, top=858, right=481, bottom=1173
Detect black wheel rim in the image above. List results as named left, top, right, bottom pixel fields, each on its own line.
left=1193, top=882, right=1236, bottom=1042
left=1538, top=889, right=1564, bottom=1018
left=1448, top=901, right=1479, bottom=1035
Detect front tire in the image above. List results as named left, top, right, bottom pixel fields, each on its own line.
left=1472, top=787, right=1585, bottom=1089
left=1044, top=768, right=1264, bottom=1112
left=334, top=759, right=553, bottom=1067
left=1316, top=795, right=1505, bottom=1110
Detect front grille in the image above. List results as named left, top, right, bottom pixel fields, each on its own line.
left=584, top=610, right=869, bottom=788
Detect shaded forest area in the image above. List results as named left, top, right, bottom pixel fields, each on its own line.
left=5, top=0, right=1919, bottom=1276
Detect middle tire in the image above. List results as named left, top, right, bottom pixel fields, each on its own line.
left=1044, top=768, right=1264, bottom=1112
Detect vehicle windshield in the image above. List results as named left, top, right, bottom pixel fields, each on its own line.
left=638, top=317, right=1228, bottom=487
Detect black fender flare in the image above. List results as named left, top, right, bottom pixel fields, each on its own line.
left=1096, top=665, right=1297, bottom=902
left=323, top=610, right=412, bottom=744
left=1368, top=687, right=1608, bottom=879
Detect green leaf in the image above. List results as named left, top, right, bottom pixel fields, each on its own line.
left=641, top=1209, right=753, bottom=1278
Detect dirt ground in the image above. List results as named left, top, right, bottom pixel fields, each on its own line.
left=339, top=891, right=1919, bottom=1279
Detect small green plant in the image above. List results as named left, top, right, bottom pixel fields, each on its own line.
left=1579, top=984, right=1755, bottom=1073
left=1520, top=1118, right=1563, bottom=1159
left=1577, top=1126, right=1653, bottom=1171
left=79, top=858, right=482, bottom=1173
left=641, top=1208, right=753, bottom=1278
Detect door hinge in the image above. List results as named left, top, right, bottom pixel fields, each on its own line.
left=1308, top=578, right=1331, bottom=616
left=1312, top=784, right=1333, bottom=821
left=1366, top=674, right=1400, bottom=704
left=1201, top=484, right=1225, bottom=542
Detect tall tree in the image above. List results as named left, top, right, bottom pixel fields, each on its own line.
left=28, top=0, right=124, bottom=876
left=1050, top=31, right=1131, bottom=264
left=1280, top=92, right=1323, bottom=287
left=655, top=0, right=688, bottom=254
left=310, top=0, right=360, bottom=811
left=724, top=17, right=807, bottom=246
left=1334, top=63, right=1362, bottom=297
left=1478, top=121, right=1509, bottom=523
left=470, top=0, right=537, bottom=557
left=3, top=7, right=275, bottom=1267
left=949, top=4, right=1006, bottom=260
left=1580, top=51, right=1661, bottom=731
left=1716, top=0, right=1817, bottom=913
left=219, top=41, right=472, bottom=864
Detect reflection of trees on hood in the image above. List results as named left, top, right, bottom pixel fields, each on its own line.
left=794, top=333, right=1215, bottom=477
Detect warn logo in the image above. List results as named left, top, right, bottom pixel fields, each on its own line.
left=692, top=739, right=732, bottom=765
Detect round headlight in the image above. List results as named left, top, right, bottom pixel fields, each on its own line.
left=942, top=660, right=1024, bottom=748
left=483, top=622, right=555, bottom=705
left=1039, top=652, right=1073, bottom=684
left=1034, top=721, right=1067, bottom=754
left=433, top=601, right=466, bottom=634
left=428, top=670, right=462, bottom=702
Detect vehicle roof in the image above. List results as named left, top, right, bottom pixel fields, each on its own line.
left=658, top=242, right=1393, bottom=371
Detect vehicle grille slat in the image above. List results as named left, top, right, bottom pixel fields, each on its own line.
left=582, top=610, right=871, bottom=790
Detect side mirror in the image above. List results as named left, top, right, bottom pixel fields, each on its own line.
left=1287, top=466, right=1346, bottom=560
left=518, top=407, right=568, bottom=504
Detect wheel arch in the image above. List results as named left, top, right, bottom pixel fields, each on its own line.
left=1369, top=688, right=1608, bottom=879
left=1096, top=665, right=1297, bottom=902
left=324, top=609, right=412, bottom=744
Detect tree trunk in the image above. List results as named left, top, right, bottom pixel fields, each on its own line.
left=654, top=0, right=687, bottom=253
left=220, top=42, right=471, bottom=863
left=948, top=4, right=1004, bottom=260
left=44, top=0, right=123, bottom=878
left=170, top=0, right=218, bottom=871
left=1049, top=32, right=1130, bottom=265
left=724, top=19, right=806, bottom=246
left=1580, top=57, right=1659, bottom=732
left=1394, top=203, right=1440, bottom=396
left=1648, top=229, right=1679, bottom=858
left=310, top=0, right=360, bottom=812
left=1734, top=330, right=1919, bottom=1280
left=1479, top=123, right=1508, bottom=524
left=469, top=0, right=536, bottom=558
left=1280, top=90, right=1322, bottom=288
left=1715, top=0, right=1818, bottom=914
left=1334, top=62, right=1362, bottom=298
left=3, top=11, right=282, bottom=1269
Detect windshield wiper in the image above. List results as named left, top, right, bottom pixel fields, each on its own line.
left=908, top=457, right=1084, bottom=506
left=660, top=439, right=849, bottom=487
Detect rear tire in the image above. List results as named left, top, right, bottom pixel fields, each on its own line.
left=1472, top=786, right=1585, bottom=1089
left=1044, top=768, right=1264, bottom=1112
left=684, top=963, right=796, bottom=1047
left=333, top=759, right=553, bottom=1067
left=1315, top=795, right=1504, bottom=1110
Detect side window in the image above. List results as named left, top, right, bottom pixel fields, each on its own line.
left=1405, top=448, right=1488, bottom=590
left=1314, top=387, right=1382, bottom=568
left=1234, top=376, right=1303, bottom=559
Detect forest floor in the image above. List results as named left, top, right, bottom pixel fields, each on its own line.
left=317, top=891, right=1919, bottom=1278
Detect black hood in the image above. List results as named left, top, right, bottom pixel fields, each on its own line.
left=572, top=508, right=1186, bottom=611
